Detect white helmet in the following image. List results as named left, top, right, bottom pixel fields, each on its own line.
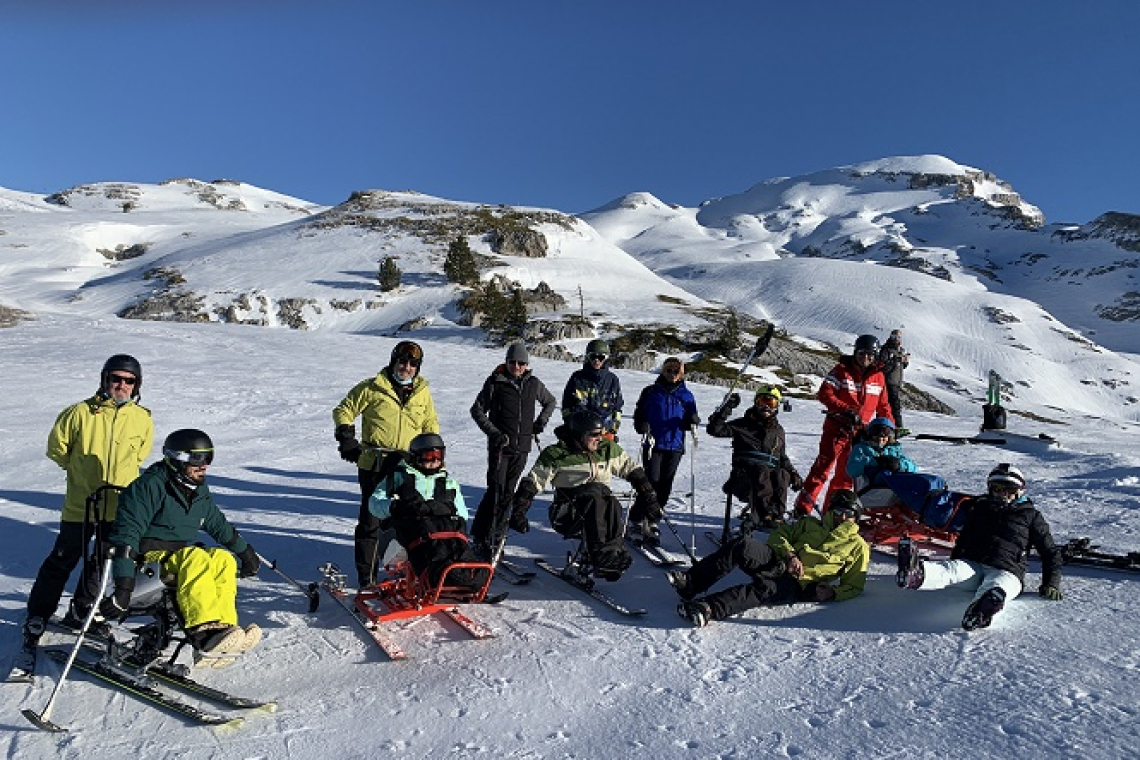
left=987, top=463, right=1025, bottom=498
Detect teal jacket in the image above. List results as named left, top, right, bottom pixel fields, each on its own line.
left=108, top=461, right=247, bottom=580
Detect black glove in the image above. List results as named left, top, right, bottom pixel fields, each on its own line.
left=238, top=544, right=260, bottom=578
left=1039, top=585, right=1063, bottom=601
left=335, top=424, right=363, bottom=464
left=391, top=477, right=425, bottom=516
left=686, top=414, right=701, bottom=430
left=532, top=421, right=545, bottom=436
left=635, top=491, right=663, bottom=522
left=508, top=506, right=530, bottom=534
left=813, top=584, right=837, bottom=603
left=633, top=419, right=648, bottom=435
left=789, top=472, right=804, bottom=491
left=724, top=393, right=742, bottom=412
left=98, top=576, right=135, bottom=622
left=491, top=432, right=511, bottom=450
left=839, top=409, right=861, bottom=428
left=877, top=455, right=902, bottom=472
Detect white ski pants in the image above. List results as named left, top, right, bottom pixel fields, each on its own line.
left=917, top=558, right=1022, bottom=603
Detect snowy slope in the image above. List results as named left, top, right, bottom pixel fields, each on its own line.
left=1, top=316, right=1138, bottom=759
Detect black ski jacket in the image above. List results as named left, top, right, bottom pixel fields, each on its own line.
left=707, top=407, right=800, bottom=480
left=951, top=494, right=1063, bottom=590
left=470, top=365, right=557, bottom=454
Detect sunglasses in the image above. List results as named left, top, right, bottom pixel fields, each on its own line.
left=855, top=350, right=876, bottom=358
left=832, top=507, right=859, bottom=520
left=755, top=395, right=779, bottom=409
left=507, top=360, right=528, bottom=366
left=108, top=374, right=138, bottom=386
left=663, top=366, right=682, bottom=375
left=588, top=353, right=607, bottom=362
left=395, top=355, right=422, bottom=368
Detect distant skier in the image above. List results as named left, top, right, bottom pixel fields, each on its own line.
left=706, top=385, right=803, bottom=532
left=631, top=356, right=700, bottom=544
left=896, top=464, right=1064, bottom=631
left=795, top=334, right=894, bottom=516
left=561, top=339, right=624, bottom=440
left=468, top=343, right=556, bottom=560
left=509, top=410, right=661, bottom=581
left=669, top=490, right=869, bottom=627
left=877, top=329, right=910, bottom=433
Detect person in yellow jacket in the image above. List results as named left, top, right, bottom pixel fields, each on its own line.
left=22, top=354, right=154, bottom=655
left=668, top=490, right=869, bottom=627
left=332, top=340, right=440, bottom=587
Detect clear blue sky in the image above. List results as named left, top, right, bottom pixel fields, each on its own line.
left=2, top=1, right=1137, bottom=224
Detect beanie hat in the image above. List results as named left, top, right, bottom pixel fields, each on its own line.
left=506, top=343, right=529, bottom=364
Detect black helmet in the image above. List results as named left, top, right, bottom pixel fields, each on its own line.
left=163, top=429, right=214, bottom=487
left=408, top=432, right=446, bottom=470
left=101, top=354, right=143, bottom=398
left=390, top=340, right=423, bottom=369
left=566, top=409, right=604, bottom=440
left=828, top=489, right=863, bottom=519
left=854, top=335, right=880, bottom=355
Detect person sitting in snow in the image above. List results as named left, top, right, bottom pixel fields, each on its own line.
left=896, top=463, right=1064, bottom=631
left=707, top=384, right=803, bottom=532
left=669, top=490, right=869, bottom=627
left=369, top=433, right=489, bottom=593
left=845, top=416, right=918, bottom=490
left=508, top=410, right=660, bottom=581
left=102, top=429, right=261, bottom=667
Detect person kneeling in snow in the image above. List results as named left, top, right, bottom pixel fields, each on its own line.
left=896, top=463, right=1064, bottom=631
left=102, top=429, right=261, bottom=667
left=369, top=433, right=489, bottom=593
left=669, top=490, right=869, bottom=627
left=509, top=410, right=661, bottom=581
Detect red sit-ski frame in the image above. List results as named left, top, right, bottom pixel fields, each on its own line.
left=859, top=505, right=958, bottom=559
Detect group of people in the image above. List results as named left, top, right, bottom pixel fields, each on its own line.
left=20, top=332, right=1063, bottom=674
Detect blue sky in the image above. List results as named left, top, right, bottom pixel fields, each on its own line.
left=2, top=1, right=1137, bottom=224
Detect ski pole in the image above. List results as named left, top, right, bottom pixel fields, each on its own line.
left=23, top=557, right=115, bottom=733
left=659, top=512, right=699, bottom=565
left=257, top=554, right=320, bottom=613
left=688, top=429, right=698, bottom=557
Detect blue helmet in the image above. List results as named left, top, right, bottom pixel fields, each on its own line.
left=867, top=417, right=895, bottom=439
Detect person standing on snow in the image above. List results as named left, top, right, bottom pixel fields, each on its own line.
left=897, top=464, right=1063, bottom=631
left=877, top=329, right=910, bottom=433
left=102, top=429, right=262, bottom=667
left=561, top=338, right=624, bottom=440
left=508, top=410, right=661, bottom=581
left=630, top=357, right=700, bottom=545
left=707, top=385, right=803, bottom=533
left=333, top=340, right=439, bottom=587
left=21, top=354, right=154, bottom=664
left=669, top=490, right=869, bottom=627
left=795, top=334, right=894, bottom=516
left=469, top=343, right=557, bottom=560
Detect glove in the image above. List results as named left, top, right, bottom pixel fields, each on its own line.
left=508, top=507, right=530, bottom=534
left=789, top=472, right=804, bottom=491
left=634, top=490, right=662, bottom=522
left=1039, top=585, right=1063, bottom=601
left=238, top=544, right=260, bottom=578
left=490, top=432, right=511, bottom=450
left=532, top=421, right=545, bottom=436
left=839, top=409, right=861, bottom=428
left=686, top=414, right=701, bottom=430
left=877, top=455, right=902, bottom=472
left=337, top=438, right=362, bottom=464
left=813, top=584, right=837, bottom=603
left=98, top=576, right=136, bottom=622
left=633, top=419, right=648, bottom=435
left=724, top=393, right=742, bottom=412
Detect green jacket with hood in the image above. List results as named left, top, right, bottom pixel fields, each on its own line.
left=767, top=513, right=870, bottom=601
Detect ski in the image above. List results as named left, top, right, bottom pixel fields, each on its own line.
left=440, top=607, right=495, bottom=639
left=626, top=536, right=687, bottom=568
left=1051, top=538, right=1140, bottom=574
left=494, top=560, right=536, bottom=585
left=914, top=433, right=1008, bottom=446
left=40, top=649, right=241, bottom=728
left=321, top=581, right=409, bottom=661
left=534, top=559, right=647, bottom=617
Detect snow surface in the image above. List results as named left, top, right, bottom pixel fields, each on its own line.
left=2, top=165, right=1139, bottom=758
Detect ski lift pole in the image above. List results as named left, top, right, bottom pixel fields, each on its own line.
left=22, top=557, right=115, bottom=733
left=257, top=554, right=321, bottom=613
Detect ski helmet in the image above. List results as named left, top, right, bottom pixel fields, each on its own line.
left=101, top=354, right=143, bottom=398
left=754, top=384, right=783, bottom=405
left=987, top=463, right=1025, bottom=498
left=162, top=429, right=214, bottom=487
left=566, top=409, right=604, bottom=441
left=828, top=489, right=863, bottom=520
left=408, top=432, right=446, bottom=469
left=390, top=340, right=423, bottom=369
left=854, top=335, right=880, bottom=355
left=585, top=339, right=610, bottom=359
left=866, top=417, right=896, bottom=439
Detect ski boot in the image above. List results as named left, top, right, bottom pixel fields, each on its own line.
left=961, top=588, right=1007, bottom=631
left=11, top=616, right=46, bottom=680
left=666, top=570, right=696, bottom=600
left=590, top=547, right=632, bottom=582
left=896, top=537, right=925, bottom=589
left=677, top=599, right=712, bottom=628
left=60, top=599, right=112, bottom=639
left=642, top=520, right=661, bottom=548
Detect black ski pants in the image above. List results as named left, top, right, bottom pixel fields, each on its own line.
left=354, top=456, right=401, bottom=588
left=688, top=535, right=800, bottom=621
left=470, top=448, right=529, bottom=544
left=557, top=483, right=624, bottom=556
left=638, top=448, right=684, bottom=516
left=27, top=519, right=112, bottom=621
left=886, top=383, right=904, bottom=428
left=725, top=464, right=790, bottom=521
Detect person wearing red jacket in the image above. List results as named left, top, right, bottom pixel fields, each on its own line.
left=794, top=335, right=894, bottom=516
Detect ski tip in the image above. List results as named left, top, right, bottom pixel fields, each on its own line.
left=21, top=708, right=67, bottom=733
left=212, top=716, right=247, bottom=732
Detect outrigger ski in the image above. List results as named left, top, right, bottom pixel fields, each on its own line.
left=36, top=649, right=242, bottom=729
left=534, top=559, right=647, bottom=617
left=320, top=580, right=409, bottom=661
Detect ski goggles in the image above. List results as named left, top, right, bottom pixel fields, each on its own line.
left=754, top=395, right=779, bottom=409
left=588, top=353, right=608, bottom=363
left=166, top=449, right=214, bottom=467
left=989, top=482, right=1020, bottom=496
left=417, top=448, right=445, bottom=464
left=831, top=505, right=860, bottom=520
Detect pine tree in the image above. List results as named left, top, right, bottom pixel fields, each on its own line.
left=720, top=309, right=741, bottom=352
left=377, top=256, right=402, bottom=292
left=503, top=288, right=528, bottom=340
left=444, top=237, right=479, bottom=286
